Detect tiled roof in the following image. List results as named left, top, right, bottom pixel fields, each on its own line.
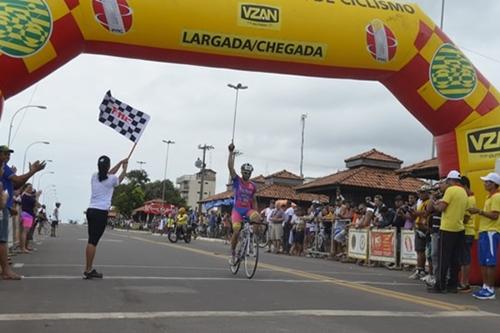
left=296, top=166, right=425, bottom=193
left=345, top=149, right=402, bottom=163
left=397, top=158, right=439, bottom=174
left=266, top=169, right=303, bottom=180
left=251, top=175, right=266, bottom=183
left=201, top=190, right=233, bottom=202
left=201, top=184, right=328, bottom=203
left=257, top=184, right=328, bottom=203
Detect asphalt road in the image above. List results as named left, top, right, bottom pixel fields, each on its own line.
left=1, top=224, right=499, bottom=332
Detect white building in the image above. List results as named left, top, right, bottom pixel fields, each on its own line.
left=176, top=169, right=216, bottom=210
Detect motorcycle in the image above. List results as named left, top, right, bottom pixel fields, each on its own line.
left=168, top=224, right=192, bottom=243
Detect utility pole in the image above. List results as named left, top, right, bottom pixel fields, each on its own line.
left=197, top=144, right=214, bottom=214
left=300, top=114, right=307, bottom=178
left=137, top=161, right=146, bottom=171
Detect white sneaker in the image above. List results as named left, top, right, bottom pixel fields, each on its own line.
left=425, top=276, right=436, bottom=287
left=409, top=270, right=424, bottom=280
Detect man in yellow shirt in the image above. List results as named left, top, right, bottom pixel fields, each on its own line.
left=428, top=170, right=468, bottom=294
left=468, top=172, right=500, bottom=300
left=459, top=176, right=476, bottom=293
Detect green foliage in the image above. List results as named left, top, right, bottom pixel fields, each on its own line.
left=113, top=184, right=145, bottom=218
left=144, top=180, right=186, bottom=207
left=111, top=169, right=186, bottom=217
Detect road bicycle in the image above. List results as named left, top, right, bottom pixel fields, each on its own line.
left=229, top=219, right=263, bottom=279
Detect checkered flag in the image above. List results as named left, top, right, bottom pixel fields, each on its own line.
left=99, top=91, right=150, bottom=143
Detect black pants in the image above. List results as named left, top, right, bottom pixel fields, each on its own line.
left=283, top=222, right=292, bottom=253
left=436, top=230, right=464, bottom=290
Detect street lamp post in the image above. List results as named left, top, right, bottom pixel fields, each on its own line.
left=227, top=83, right=248, bottom=144
left=161, top=140, right=175, bottom=202
left=41, top=184, right=56, bottom=204
left=7, top=105, right=47, bottom=147
left=33, top=159, right=53, bottom=188
left=300, top=114, right=307, bottom=178
left=137, top=161, right=146, bottom=171
left=196, top=144, right=214, bottom=214
left=37, top=171, right=55, bottom=190
left=23, top=141, right=50, bottom=173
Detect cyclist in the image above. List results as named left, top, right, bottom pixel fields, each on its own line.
left=228, top=143, right=260, bottom=264
left=175, top=207, right=188, bottom=236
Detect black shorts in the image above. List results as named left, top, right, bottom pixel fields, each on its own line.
left=293, top=229, right=305, bottom=244
left=461, top=235, right=474, bottom=265
left=86, top=208, right=108, bottom=246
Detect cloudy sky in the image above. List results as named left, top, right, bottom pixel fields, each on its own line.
left=1, top=0, right=499, bottom=221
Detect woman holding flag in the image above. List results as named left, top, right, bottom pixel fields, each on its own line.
left=83, top=155, right=128, bottom=279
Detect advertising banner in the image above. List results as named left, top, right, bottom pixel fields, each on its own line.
left=369, top=229, right=396, bottom=263
left=400, top=229, right=418, bottom=265
left=348, top=229, right=369, bottom=260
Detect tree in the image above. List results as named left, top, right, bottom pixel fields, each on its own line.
left=112, top=184, right=145, bottom=218
left=144, top=180, right=186, bottom=206
left=126, top=169, right=150, bottom=187
left=111, top=169, right=186, bottom=217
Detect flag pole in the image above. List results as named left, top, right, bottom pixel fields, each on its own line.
left=127, top=142, right=138, bottom=160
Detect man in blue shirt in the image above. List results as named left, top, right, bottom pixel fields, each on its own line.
left=0, top=145, right=45, bottom=280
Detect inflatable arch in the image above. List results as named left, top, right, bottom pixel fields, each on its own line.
left=1, top=1, right=499, bottom=280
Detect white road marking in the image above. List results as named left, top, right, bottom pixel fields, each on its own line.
left=23, top=275, right=322, bottom=283
left=17, top=263, right=273, bottom=272
left=0, top=310, right=497, bottom=322
left=77, top=238, right=123, bottom=242
left=21, top=275, right=418, bottom=286
left=12, top=263, right=24, bottom=268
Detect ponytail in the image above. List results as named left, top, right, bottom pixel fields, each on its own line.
left=97, top=155, right=111, bottom=182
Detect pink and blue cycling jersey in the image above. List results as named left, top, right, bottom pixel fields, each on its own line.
left=232, top=176, right=257, bottom=221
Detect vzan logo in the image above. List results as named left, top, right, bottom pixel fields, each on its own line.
left=467, top=127, right=500, bottom=154
left=239, top=3, right=281, bottom=30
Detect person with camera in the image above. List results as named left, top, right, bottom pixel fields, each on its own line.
left=409, top=185, right=431, bottom=280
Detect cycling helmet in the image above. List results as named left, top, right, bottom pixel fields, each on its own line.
left=241, top=163, right=254, bottom=172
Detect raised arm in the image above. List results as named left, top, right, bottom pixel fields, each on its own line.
left=227, top=143, right=237, bottom=179
left=11, top=161, right=46, bottom=189
left=110, top=158, right=127, bottom=175
left=118, top=159, right=129, bottom=184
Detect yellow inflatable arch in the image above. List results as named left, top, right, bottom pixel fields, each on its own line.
left=0, top=1, right=499, bottom=279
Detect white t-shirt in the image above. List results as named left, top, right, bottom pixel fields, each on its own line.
left=261, top=207, right=274, bottom=224
left=89, top=173, right=119, bottom=210
left=284, top=207, right=295, bottom=225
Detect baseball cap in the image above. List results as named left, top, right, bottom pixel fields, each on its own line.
left=480, top=172, right=500, bottom=185
left=0, top=145, right=14, bottom=153
left=446, top=170, right=461, bottom=180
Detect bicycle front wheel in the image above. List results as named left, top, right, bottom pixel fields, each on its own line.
left=244, top=234, right=259, bottom=279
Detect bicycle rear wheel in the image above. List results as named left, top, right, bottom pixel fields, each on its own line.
left=244, top=234, right=259, bottom=279
left=256, top=224, right=268, bottom=248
